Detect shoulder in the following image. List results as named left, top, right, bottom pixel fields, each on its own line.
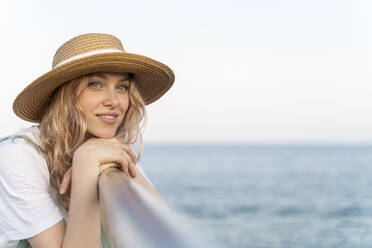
left=0, top=128, right=64, bottom=242
left=0, top=136, right=41, bottom=158
left=0, top=134, right=49, bottom=187
left=0, top=126, right=45, bottom=167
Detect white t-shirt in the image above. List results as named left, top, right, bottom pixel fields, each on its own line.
left=0, top=126, right=153, bottom=247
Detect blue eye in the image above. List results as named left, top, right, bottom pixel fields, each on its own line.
left=118, top=85, right=128, bottom=91
left=88, top=82, right=101, bottom=88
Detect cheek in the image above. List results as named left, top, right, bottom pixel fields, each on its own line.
left=77, top=92, right=96, bottom=114
left=120, top=96, right=130, bottom=112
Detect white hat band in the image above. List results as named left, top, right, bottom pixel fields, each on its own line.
left=54, top=48, right=124, bottom=68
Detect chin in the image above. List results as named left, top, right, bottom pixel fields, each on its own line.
left=88, top=129, right=117, bottom=139
left=94, top=134, right=115, bottom=138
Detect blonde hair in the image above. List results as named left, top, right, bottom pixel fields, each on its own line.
left=37, top=73, right=146, bottom=210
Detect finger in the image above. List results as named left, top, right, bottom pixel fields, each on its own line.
left=120, top=160, right=129, bottom=175
left=118, top=151, right=136, bottom=177
left=60, top=168, right=72, bottom=194
left=119, top=149, right=136, bottom=178
left=122, top=145, right=137, bottom=164
left=128, top=161, right=137, bottom=178
left=115, top=138, right=137, bottom=164
left=123, top=155, right=137, bottom=178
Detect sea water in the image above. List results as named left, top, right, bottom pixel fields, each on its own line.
left=141, top=145, right=372, bottom=248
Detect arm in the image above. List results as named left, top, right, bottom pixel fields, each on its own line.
left=27, top=220, right=65, bottom=248
left=0, top=140, right=66, bottom=248
left=27, top=137, right=137, bottom=247
left=28, top=158, right=102, bottom=248
left=27, top=138, right=168, bottom=247
left=27, top=168, right=166, bottom=248
left=61, top=157, right=102, bottom=248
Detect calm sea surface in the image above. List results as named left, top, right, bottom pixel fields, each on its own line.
left=141, top=145, right=372, bottom=248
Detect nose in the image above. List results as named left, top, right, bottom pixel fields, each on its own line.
left=103, top=90, right=119, bottom=107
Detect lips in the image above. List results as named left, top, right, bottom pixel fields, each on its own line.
left=96, top=113, right=119, bottom=124
left=96, top=112, right=119, bottom=117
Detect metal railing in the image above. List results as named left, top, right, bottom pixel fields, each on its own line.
left=98, top=166, right=205, bottom=248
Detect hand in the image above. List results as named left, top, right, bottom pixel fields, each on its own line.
left=60, top=167, right=72, bottom=194
left=60, top=137, right=137, bottom=195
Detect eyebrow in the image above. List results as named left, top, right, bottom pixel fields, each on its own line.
left=93, top=73, right=129, bottom=83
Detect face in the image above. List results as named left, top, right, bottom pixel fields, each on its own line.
left=77, top=72, right=130, bottom=138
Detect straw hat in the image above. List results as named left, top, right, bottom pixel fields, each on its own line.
left=13, top=33, right=175, bottom=123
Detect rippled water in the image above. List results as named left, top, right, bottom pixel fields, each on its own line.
left=141, top=145, right=372, bottom=248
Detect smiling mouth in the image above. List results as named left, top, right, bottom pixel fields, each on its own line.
left=96, top=114, right=118, bottom=124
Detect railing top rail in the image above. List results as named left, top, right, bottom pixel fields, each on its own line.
left=98, top=167, right=205, bottom=248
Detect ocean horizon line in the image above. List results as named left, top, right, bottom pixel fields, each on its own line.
left=143, top=142, right=372, bottom=147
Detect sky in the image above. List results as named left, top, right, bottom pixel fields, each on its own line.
left=0, top=0, right=371, bottom=143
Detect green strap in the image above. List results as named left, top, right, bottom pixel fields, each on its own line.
left=101, top=223, right=113, bottom=248
left=0, top=135, right=40, bottom=150
left=1, top=136, right=112, bottom=248
left=16, top=239, right=30, bottom=248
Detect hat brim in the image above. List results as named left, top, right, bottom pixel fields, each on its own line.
left=13, top=52, right=175, bottom=122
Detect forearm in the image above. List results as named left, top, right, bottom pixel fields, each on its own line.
left=62, top=163, right=102, bottom=248
left=62, top=184, right=101, bottom=248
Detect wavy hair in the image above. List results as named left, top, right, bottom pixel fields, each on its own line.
left=37, top=73, right=146, bottom=210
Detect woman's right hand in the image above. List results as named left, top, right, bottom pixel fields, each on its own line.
left=60, top=137, right=137, bottom=194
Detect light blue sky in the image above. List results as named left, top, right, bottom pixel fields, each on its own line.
left=0, top=0, right=371, bottom=143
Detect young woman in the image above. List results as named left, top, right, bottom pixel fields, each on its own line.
left=0, top=33, right=174, bottom=247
